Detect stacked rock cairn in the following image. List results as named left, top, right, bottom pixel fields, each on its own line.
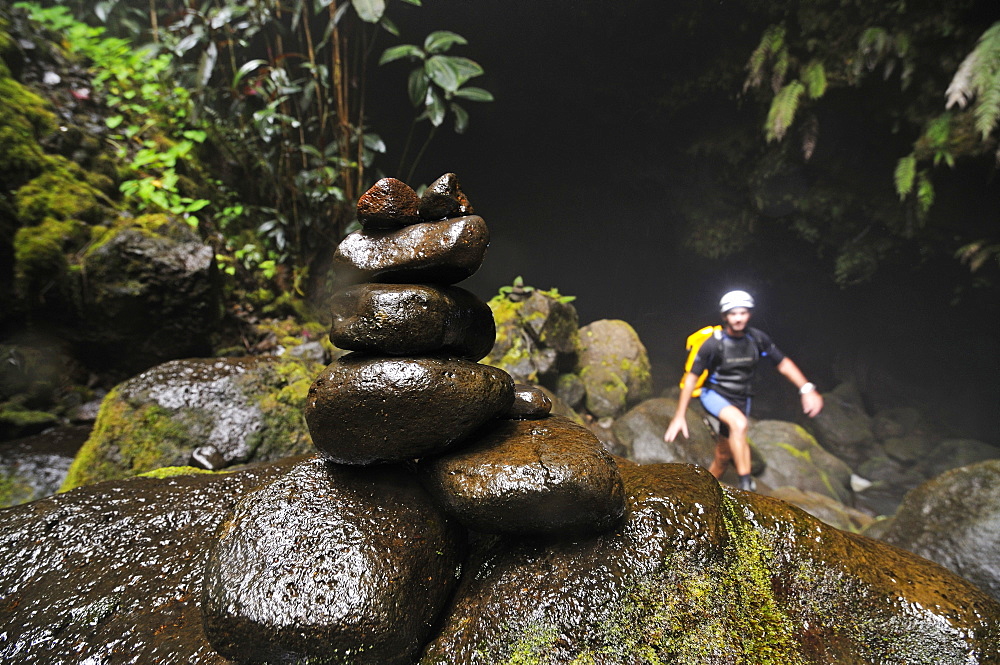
left=201, top=174, right=627, bottom=664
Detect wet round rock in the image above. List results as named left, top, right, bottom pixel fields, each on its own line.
left=418, top=172, right=473, bottom=220
left=329, top=283, right=495, bottom=360
left=502, top=383, right=553, bottom=419
left=333, top=215, right=489, bottom=285
left=356, top=177, right=420, bottom=228
left=202, top=457, right=463, bottom=665
left=305, top=354, right=515, bottom=464
left=421, top=415, right=626, bottom=536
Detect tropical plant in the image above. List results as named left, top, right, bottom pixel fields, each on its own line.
left=18, top=0, right=492, bottom=301
left=379, top=29, right=494, bottom=181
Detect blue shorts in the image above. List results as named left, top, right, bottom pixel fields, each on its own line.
left=699, top=389, right=750, bottom=437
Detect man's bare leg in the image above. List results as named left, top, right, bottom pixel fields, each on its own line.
left=708, top=435, right=732, bottom=478
left=716, top=405, right=751, bottom=476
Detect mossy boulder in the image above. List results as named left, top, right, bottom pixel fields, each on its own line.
left=576, top=319, right=653, bottom=418
left=421, top=463, right=1000, bottom=662
left=61, top=355, right=320, bottom=491
left=878, top=460, right=1000, bottom=602
left=484, top=288, right=580, bottom=385
left=73, top=215, right=222, bottom=373
left=749, top=419, right=854, bottom=505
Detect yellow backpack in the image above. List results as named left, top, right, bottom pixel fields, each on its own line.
left=679, top=325, right=722, bottom=397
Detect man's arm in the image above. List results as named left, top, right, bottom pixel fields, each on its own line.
left=664, top=372, right=699, bottom=441
left=775, top=357, right=823, bottom=417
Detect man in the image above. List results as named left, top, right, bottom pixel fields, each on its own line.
left=663, top=290, right=823, bottom=491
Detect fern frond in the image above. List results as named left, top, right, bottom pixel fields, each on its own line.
left=916, top=172, right=935, bottom=216
left=801, top=60, right=827, bottom=99
left=894, top=155, right=916, bottom=199
left=765, top=81, right=805, bottom=142
left=947, top=21, right=1000, bottom=138
left=744, top=25, right=786, bottom=92
left=857, top=27, right=890, bottom=74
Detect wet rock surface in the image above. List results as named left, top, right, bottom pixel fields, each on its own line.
left=62, top=357, right=318, bottom=490
left=877, top=460, right=1000, bottom=602
left=418, top=172, right=473, bottom=220
left=203, top=457, right=463, bottom=664
left=305, top=354, right=514, bottom=464
left=78, top=218, right=221, bottom=373
left=329, top=283, right=495, bottom=360
left=421, top=462, right=1000, bottom=663
left=421, top=415, right=625, bottom=535
left=0, top=424, right=89, bottom=507
left=502, top=383, right=552, bottom=419
left=0, top=459, right=299, bottom=664
left=356, top=177, right=421, bottom=228
left=333, top=215, right=489, bottom=285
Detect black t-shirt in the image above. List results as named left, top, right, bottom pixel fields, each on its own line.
left=690, top=327, right=785, bottom=401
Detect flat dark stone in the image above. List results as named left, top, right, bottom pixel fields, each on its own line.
left=333, top=215, right=489, bottom=285
left=329, top=283, right=495, bottom=360
left=305, top=355, right=514, bottom=464
left=421, top=415, right=626, bottom=535
left=356, top=177, right=420, bottom=228
left=202, top=457, right=463, bottom=665
left=418, top=172, right=474, bottom=220
left=501, top=383, right=553, bottom=419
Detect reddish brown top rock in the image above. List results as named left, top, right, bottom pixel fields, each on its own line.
left=356, top=177, right=420, bottom=228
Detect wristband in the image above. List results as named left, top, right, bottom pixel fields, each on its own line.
left=799, top=382, right=816, bottom=395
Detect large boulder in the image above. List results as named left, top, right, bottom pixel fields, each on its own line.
left=1, top=459, right=998, bottom=663
left=0, top=459, right=298, bottom=664
left=576, top=319, right=652, bottom=418
left=611, top=397, right=717, bottom=466
left=804, top=382, right=877, bottom=468
left=61, top=356, right=319, bottom=490
left=877, top=460, right=1000, bottom=602
left=203, top=457, right=463, bottom=664
left=749, top=419, right=854, bottom=505
left=914, top=438, right=1000, bottom=480
left=422, top=463, right=1000, bottom=662
left=76, top=215, right=222, bottom=374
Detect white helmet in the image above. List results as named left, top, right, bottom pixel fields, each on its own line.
left=720, top=290, right=754, bottom=313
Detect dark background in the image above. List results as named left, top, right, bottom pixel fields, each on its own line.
left=368, top=1, right=999, bottom=440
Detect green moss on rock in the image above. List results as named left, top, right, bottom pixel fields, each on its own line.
left=15, top=158, right=111, bottom=226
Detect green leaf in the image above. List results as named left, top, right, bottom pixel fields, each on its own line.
left=363, top=133, right=386, bottom=152
left=453, top=86, right=494, bottom=102
left=425, top=55, right=483, bottom=93
left=407, top=68, right=429, bottom=107
left=352, top=0, right=386, bottom=22
left=425, top=89, right=445, bottom=126
left=105, top=115, right=124, bottom=129
left=398, top=0, right=421, bottom=4
left=232, top=59, right=267, bottom=89
left=765, top=80, right=804, bottom=142
left=380, top=17, right=400, bottom=37
left=182, top=129, right=208, bottom=143
left=894, top=154, right=916, bottom=199
left=379, top=44, right=424, bottom=65
left=423, top=30, right=468, bottom=54
left=451, top=102, right=469, bottom=133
